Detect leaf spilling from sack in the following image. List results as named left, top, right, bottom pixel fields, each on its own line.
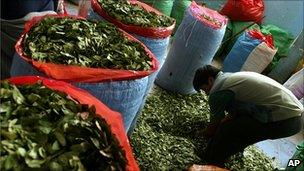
left=0, top=81, right=127, bottom=170
left=23, top=17, right=152, bottom=71
left=201, top=14, right=222, bottom=27
left=98, top=0, right=174, bottom=27
left=131, top=86, right=277, bottom=170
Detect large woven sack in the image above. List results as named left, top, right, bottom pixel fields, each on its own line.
left=223, top=30, right=277, bottom=73
left=6, top=76, right=140, bottom=171
left=11, top=15, right=158, bottom=132
left=156, top=1, right=228, bottom=94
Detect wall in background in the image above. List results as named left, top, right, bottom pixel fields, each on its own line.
left=198, top=0, right=303, bottom=37
left=263, top=0, right=303, bottom=37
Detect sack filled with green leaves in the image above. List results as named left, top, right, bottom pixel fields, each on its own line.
left=90, top=0, right=176, bottom=130
left=91, top=0, right=175, bottom=38
left=0, top=76, right=140, bottom=171
left=20, top=15, right=156, bottom=73
left=12, top=15, right=158, bottom=132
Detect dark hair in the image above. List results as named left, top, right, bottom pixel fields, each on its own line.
left=193, top=65, right=221, bottom=92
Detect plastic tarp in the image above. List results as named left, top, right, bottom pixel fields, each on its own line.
left=220, top=0, right=264, bottom=23
left=170, top=0, right=192, bottom=31
left=6, top=76, right=140, bottom=171
left=283, top=69, right=304, bottom=100
left=11, top=14, right=158, bottom=132
left=261, top=24, right=294, bottom=71
left=155, top=1, right=228, bottom=94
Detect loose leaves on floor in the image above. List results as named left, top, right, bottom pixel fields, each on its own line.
left=23, top=17, right=152, bottom=71
left=0, top=82, right=127, bottom=170
left=98, top=0, right=174, bottom=27
left=130, top=86, right=277, bottom=170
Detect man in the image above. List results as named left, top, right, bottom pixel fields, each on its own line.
left=193, top=65, right=303, bottom=167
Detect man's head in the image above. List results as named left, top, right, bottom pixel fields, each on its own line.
left=193, top=65, right=221, bottom=94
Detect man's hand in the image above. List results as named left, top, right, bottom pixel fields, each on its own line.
left=220, top=114, right=234, bottom=124
left=201, top=114, right=235, bottom=138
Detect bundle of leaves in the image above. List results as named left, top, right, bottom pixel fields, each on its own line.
left=98, top=0, right=174, bottom=27
left=130, top=86, right=277, bottom=170
left=0, top=82, right=127, bottom=171
left=23, top=17, right=152, bottom=71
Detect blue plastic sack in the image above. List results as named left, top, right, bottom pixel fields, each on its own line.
left=223, top=30, right=277, bottom=74
left=88, top=8, right=171, bottom=132
left=155, top=3, right=227, bottom=94
left=10, top=53, right=148, bottom=132
left=223, top=32, right=262, bottom=72
left=88, top=8, right=170, bottom=93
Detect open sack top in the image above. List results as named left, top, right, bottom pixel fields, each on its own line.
left=248, top=30, right=275, bottom=49
left=189, top=1, right=228, bottom=29
left=15, top=14, right=159, bottom=83
left=91, top=0, right=175, bottom=38
left=5, top=76, right=140, bottom=171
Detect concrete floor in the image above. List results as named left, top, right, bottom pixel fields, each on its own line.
left=65, top=1, right=303, bottom=169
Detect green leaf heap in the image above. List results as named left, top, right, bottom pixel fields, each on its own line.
left=98, top=0, right=174, bottom=27
left=23, top=17, right=152, bottom=71
left=0, top=82, right=127, bottom=171
left=131, top=86, right=277, bottom=170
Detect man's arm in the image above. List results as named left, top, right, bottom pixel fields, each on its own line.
left=202, top=90, right=235, bottom=137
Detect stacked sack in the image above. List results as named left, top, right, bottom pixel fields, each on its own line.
left=223, top=30, right=277, bottom=73
left=2, top=76, right=139, bottom=170
left=214, top=20, right=260, bottom=60
left=89, top=0, right=175, bottom=132
left=156, top=1, right=228, bottom=94
left=214, top=0, right=265, bottom=61
left=90, top=0, right=175, bottom=79
left=11, top=15, right=158, bottom=132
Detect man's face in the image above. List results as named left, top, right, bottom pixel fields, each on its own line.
left=200, top=77, right=214, bottom=95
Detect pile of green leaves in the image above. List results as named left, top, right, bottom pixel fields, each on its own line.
left=130, top=86, right=277, bottom=170
left=0, top=82, right=127, bottom=170
left=23, top=17, right=152, bottom=71
left=98, top=0, right=174, bottom=27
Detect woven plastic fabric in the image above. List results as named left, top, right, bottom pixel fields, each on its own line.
left=223, top=30, right=276, bottom=73
left=12, top=15, right=157, bottom=132
left=156, top=1, right=228, bottom=94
